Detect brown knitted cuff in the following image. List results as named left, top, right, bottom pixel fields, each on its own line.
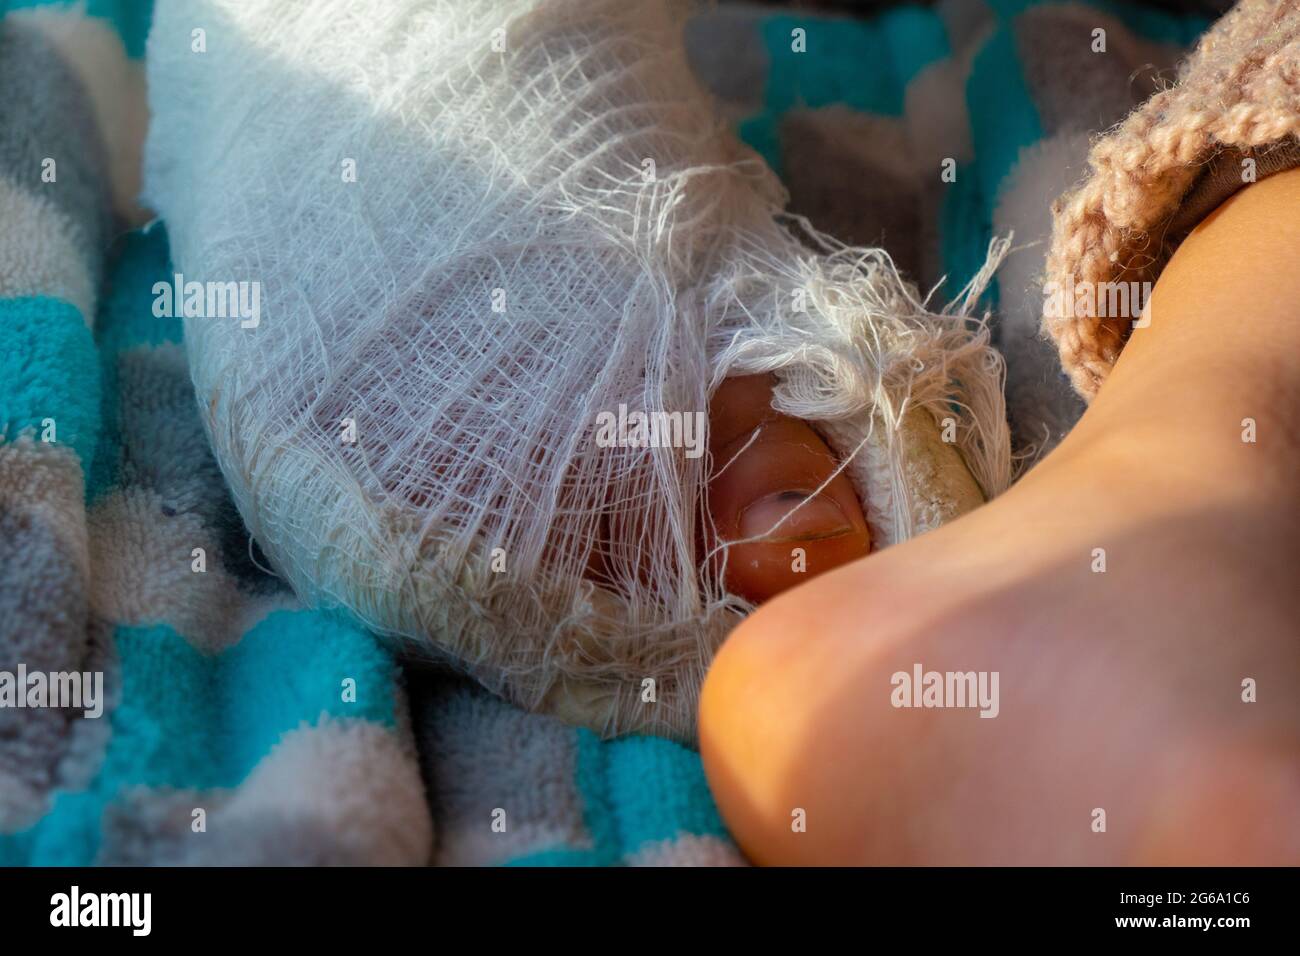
left=1043, top=0, right=1300, bottom=401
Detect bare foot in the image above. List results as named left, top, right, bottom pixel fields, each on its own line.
left=699, top=169, right=1300, bottom=865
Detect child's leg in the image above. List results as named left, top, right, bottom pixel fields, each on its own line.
left=699, top=168, right=1300, bottom=864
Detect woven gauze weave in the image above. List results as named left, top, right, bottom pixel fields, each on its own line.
left=145, top=0, right=1011, bottom=740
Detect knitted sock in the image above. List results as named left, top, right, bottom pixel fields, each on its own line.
left=1044, top=0, right=1300, bottom=401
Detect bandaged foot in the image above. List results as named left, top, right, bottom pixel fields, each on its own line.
left=145, top=0, right=1010, bottom=740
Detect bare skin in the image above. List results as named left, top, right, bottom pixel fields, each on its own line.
left=586, top=374, right=872, bottom=602
left=699, top=168, right=1300, bottom=865
left=705, top=374, right=871, bottom=604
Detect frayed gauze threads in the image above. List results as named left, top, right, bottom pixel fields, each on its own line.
left=145, top=0, right=1010, bottom=740
left=1045, top=0, right=1300, bottom=401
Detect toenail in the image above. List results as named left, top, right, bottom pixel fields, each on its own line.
left=738, top=490, right=854, bottom=542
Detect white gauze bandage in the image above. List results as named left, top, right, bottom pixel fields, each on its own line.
left=144, top=0, right=1010, bottom=740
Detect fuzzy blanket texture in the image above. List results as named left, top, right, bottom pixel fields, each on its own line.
left=1, top=0, right=1220, bottom=865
